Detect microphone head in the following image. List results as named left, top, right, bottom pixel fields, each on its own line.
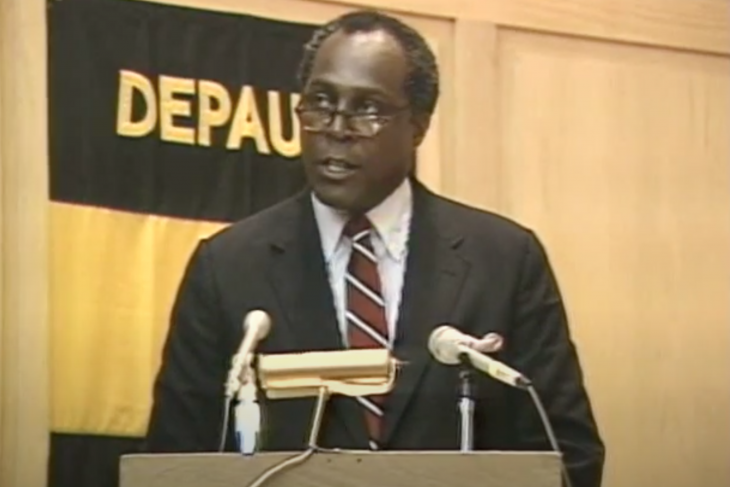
left=427, top=325, right=465, bottom=365
left=244, top=309, right=272, bottom=340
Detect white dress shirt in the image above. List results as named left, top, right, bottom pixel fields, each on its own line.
left=311, top=179, right=413, bottom=348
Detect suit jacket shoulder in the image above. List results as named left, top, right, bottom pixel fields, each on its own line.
left=422, top=191, right=545, bottom=289
left=202, top=190, right=308, bottom=258
left=431, top=191, right=535, bottom=244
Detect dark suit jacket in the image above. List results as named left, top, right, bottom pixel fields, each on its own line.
left=145, top=181, right=605, bottom=487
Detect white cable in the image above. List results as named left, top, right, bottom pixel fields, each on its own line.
left=245, top=448, right=315, bottom=487
left=243, top=386, right=330, bottom=487
left=218, top=397, right=232, bottom=452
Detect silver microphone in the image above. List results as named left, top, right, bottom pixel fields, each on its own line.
left=428, top=325, right=531, bottom=389
left=224, top=309, right=272, bottom=399
left=428, top=324, right=574, bottom=487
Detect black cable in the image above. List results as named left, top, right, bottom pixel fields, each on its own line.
left=526, top=385, right=575, bottom=487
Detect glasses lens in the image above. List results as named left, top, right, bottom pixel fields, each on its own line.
left=297, top=107, right=381, bottom=137
left=298, top=108, right=330, bottom=130
left=349, top=116, right=380, bottom=137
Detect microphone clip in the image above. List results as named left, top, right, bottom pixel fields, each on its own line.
left=457, top=352, right=475, bottom=400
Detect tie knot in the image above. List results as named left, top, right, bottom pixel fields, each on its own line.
left=343, top=215, right=372, bottom=240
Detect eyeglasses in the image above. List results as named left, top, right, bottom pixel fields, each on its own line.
left=294, top=102, right=409, bottom=138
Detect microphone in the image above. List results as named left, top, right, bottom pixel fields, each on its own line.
left=220, top=310, right=272, bottom=453
left=428, top=324, right=574, bottom=487
left=224, top=310, right=272, bottom=400
left=428, top=325, right=531, bottom=389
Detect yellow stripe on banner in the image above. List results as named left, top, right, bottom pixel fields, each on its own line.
left=49, top=201, right=228, bottom=437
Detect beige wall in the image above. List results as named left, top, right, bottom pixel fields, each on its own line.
left=1, top=1, right=728, bottom=487
left=0, top=1, right=50, bottom=487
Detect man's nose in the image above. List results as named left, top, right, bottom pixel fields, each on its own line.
left=329, top=111, right=347, bottom=134
left=326, top=109, right=352, bottom=140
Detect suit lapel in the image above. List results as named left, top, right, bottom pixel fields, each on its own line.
left=381, top=183, right=471, bottom=445
left=267, top=192, right=369, bottom=445
left=268, top=191, right=342, bottom=352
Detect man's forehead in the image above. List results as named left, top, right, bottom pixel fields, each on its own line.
left=308, top=29, right=408, bottom=92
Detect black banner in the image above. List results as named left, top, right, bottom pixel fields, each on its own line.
left=49, top=0, right=315, bottom=222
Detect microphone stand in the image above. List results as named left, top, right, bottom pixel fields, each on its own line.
left=454, top=349, right=576, bottom=487
left=457, top=353, right=475, bottom=452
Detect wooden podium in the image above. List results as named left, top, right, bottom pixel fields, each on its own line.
left=120, top=450, right=562, bottom=487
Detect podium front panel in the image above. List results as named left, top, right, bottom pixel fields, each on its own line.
left=121, top=451, right=562, bottom=487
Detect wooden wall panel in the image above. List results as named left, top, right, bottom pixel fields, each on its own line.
left=317, top=0, right=730, bottom=55
left=497, top=29, right=730, bottom=487
left=0, top=1, right=50, bottom=487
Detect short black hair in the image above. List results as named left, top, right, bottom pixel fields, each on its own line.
left=297, top=9, right=440, bottom=118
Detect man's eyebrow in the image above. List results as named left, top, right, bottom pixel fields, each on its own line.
left=306, top=77, right=391, bottom=98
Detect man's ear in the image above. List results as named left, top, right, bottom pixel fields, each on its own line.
left=411, top=113, right=431, bottom=147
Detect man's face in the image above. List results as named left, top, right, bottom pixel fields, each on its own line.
left=299, top=29, right=425, bottom=214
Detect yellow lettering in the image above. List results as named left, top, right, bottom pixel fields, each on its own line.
left=226, top=85, right=271, bottom=153
left=159, top=75, right=195, bottom=145
left=116, top=72, right=306, bottom=153
left=268, top=91, right=300, bottom=158
left=116, top=70, right=156, bottom=137
left=197, top=80, right=232, bottom=147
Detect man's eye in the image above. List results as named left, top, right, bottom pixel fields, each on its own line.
left=358, top=100, right=382, bottom=115
left=309, top=93, right=333, bottom=108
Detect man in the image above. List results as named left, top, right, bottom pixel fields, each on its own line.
left=145, top=9, right=605, bottom=487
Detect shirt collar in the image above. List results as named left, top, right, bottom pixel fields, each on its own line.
left=311, top=178, right=413, bottom=263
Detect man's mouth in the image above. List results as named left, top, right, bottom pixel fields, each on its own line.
left=318, top=158, right=359, bottom=178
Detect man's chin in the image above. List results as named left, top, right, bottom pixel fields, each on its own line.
left=311, top=185, right=374, bottom=214
left=312, top=187, right=355, bottom=212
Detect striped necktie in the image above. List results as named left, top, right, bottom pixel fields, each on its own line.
left=343, top=215, right=388, bottom=449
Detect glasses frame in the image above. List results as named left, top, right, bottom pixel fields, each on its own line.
left=294, top=102, right=410, bottom=138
